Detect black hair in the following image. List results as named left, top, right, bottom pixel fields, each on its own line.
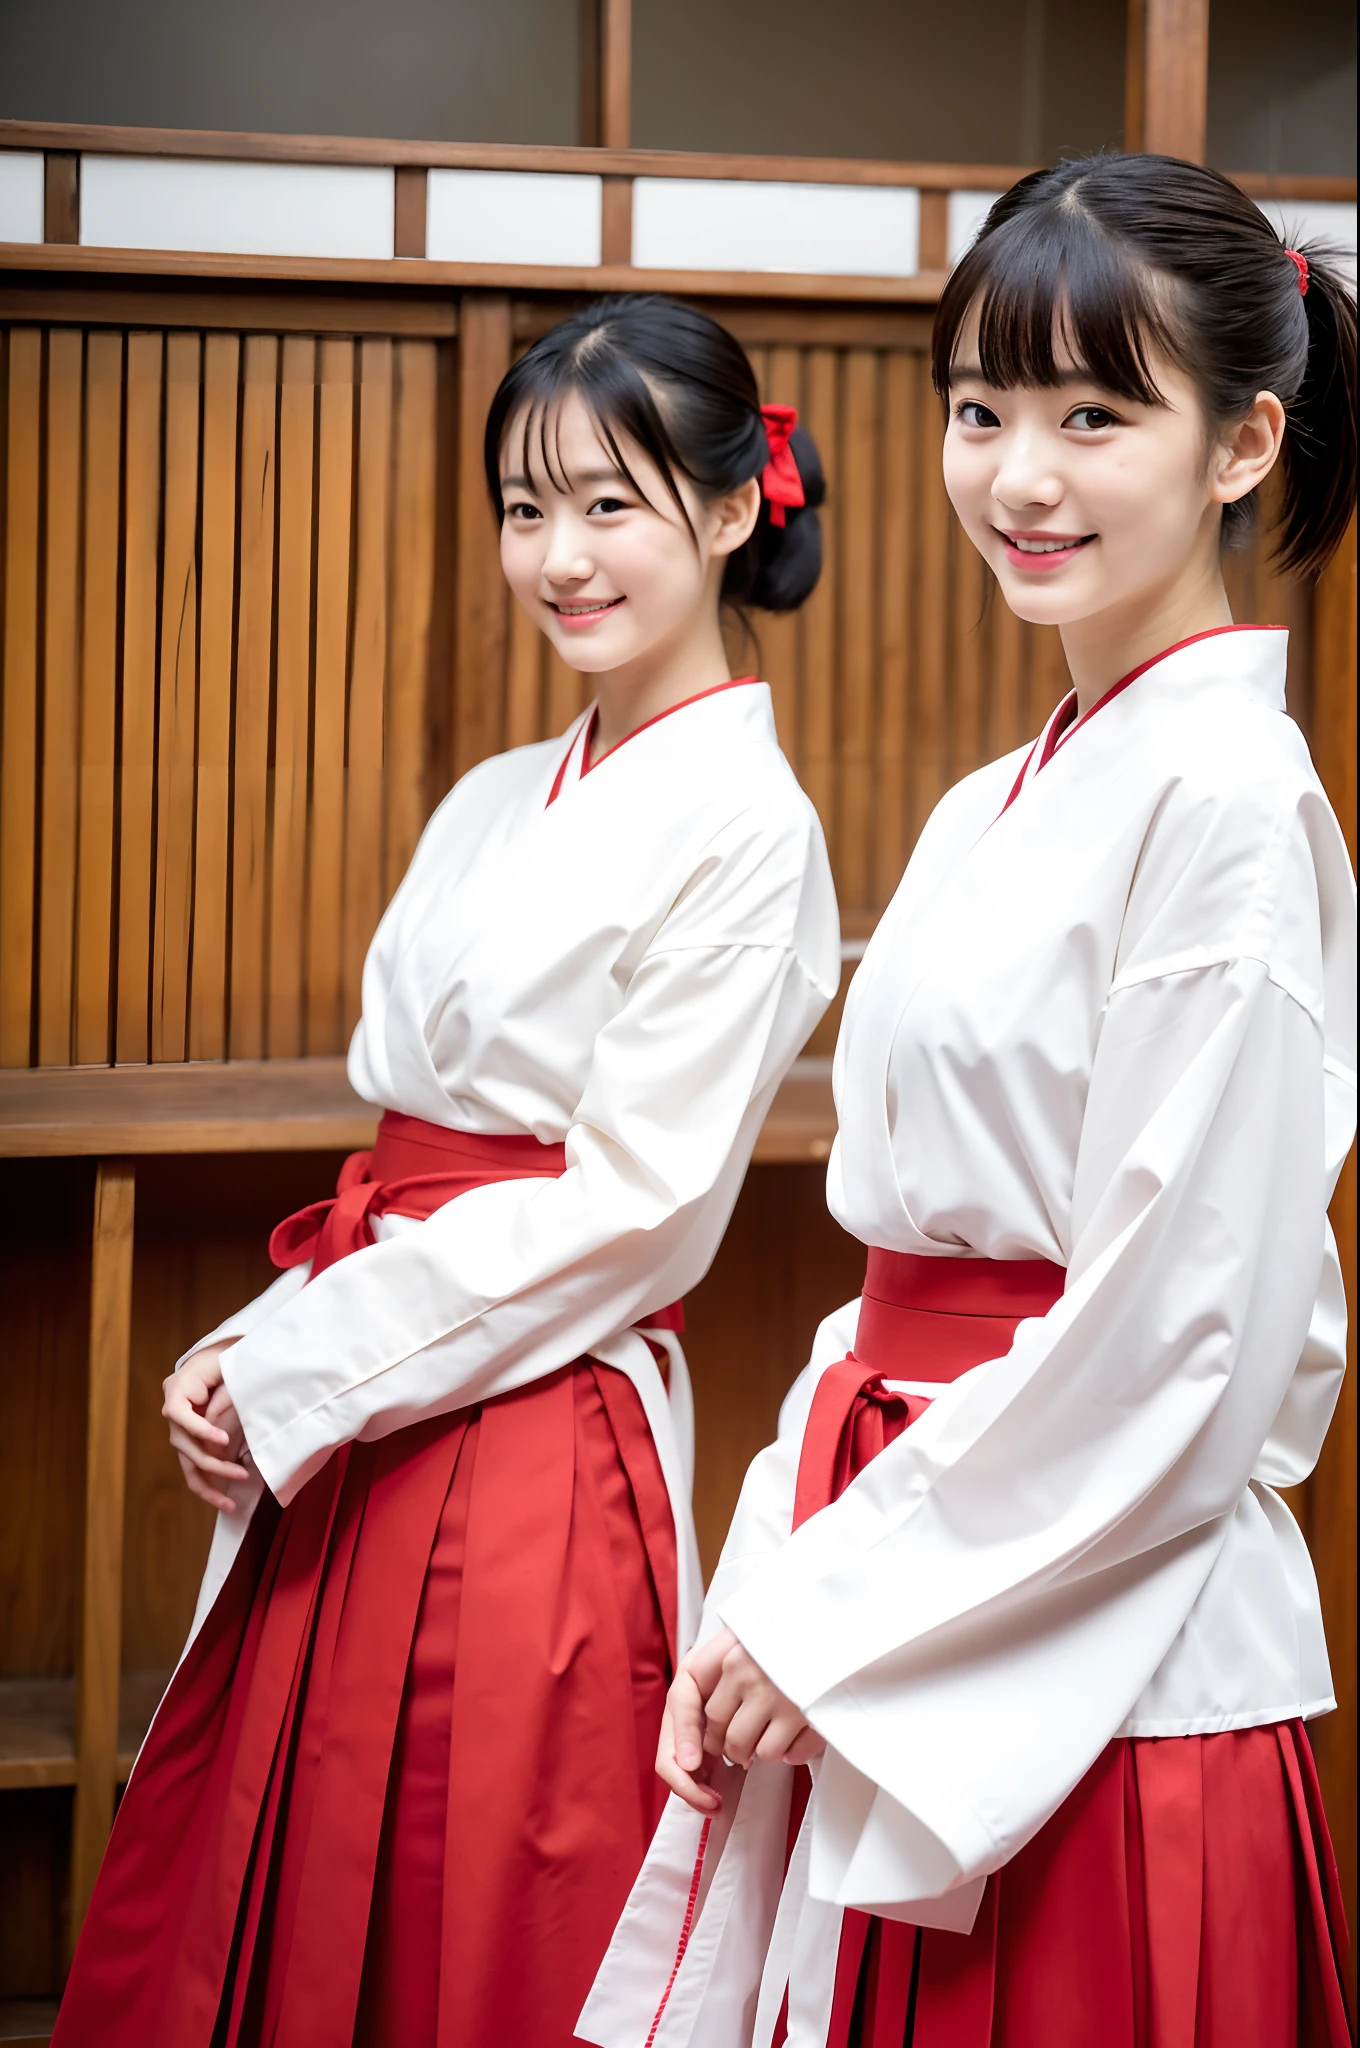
left=932, top=153, right=1357, bottom=579
left=484, top=294, right=825, bottom=613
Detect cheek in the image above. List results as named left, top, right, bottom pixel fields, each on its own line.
left=500, top=522, right=540, bottom=598
left=941, top=435, right=992, bottom=525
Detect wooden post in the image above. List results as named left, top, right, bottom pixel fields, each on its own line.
left=582, top=0, right=632, bottom=257
left=68, top=1158, right=136, bottom=1956
left=1307, top=521, right=1358, bottom=1967
left=1124, top=0, right=1210, bottom=160
left=394, top=165, right=428, bottom=259
left=453, top=295, right=513, bottom=782
left=918, top=191, right=949, bottom=273
left=43, top=152, right=79, bottom=244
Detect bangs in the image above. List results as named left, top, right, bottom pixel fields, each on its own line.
left=488, top=342, right=694, bottom=531
left=933, top=196, right=1183, bottom=406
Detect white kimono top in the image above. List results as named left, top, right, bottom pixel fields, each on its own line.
left=181, top=679, right=839, bottom=1656
left=580, top=626, right=1357, bottom=2048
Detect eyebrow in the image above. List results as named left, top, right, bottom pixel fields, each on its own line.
left=499, top=466, right=631, bottom=492
left=949, top=362, right=1101, bottom=388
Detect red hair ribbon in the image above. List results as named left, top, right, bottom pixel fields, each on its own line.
left=759, top=403, right=804, bottom=527
left=1286, top=248, right=1309, bottom=296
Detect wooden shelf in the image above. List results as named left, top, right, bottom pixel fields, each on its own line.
left=0, top=1673, right=166, bottom=1792
left=0, top=1055, right=836, bottom=1162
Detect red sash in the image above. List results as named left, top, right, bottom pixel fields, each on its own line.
left=786, top=1250, right=1063, bottom=2048
left=267, top=1107, right=684, bottom=1336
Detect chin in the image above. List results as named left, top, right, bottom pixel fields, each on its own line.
left=993, top=570, right=1099, bottom=630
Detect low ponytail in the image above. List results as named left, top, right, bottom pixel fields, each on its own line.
left=1276, top=242, right=1358, bottom=579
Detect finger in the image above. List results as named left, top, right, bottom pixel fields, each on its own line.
left=167, top=1427, right=249, bottom=1482
left=682, top=1627, right=738, bottom=1700
left=177, top=1453, right=238, bottom=1514
left=783, top=1726, right=827, bottom=1766
left=162, top=1394, right=232, bottom=1446
left=721, top=1699, right=777, bottom=1770
left=667, top=1668, right=710, bottom=1774
left=655, top=1703, right=721, bottom=1814
left=753, top=1711, right=815, bottom=1766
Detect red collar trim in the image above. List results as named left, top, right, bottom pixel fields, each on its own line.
left=545, top=677, right=759, bottom=808
left=998, top=624, right=1285, bottom=821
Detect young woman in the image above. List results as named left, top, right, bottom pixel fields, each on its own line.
left=583, top=157, right=1357, bottom=2048
left=53, top=296, right=839, bottom=2048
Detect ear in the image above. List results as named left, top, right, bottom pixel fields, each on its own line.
left=707, top=477, right=762, bottom=559
left=1211, top=391, right=1287, bottom=507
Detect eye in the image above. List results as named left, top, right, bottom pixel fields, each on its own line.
left=955, top=399, right=1001, bottom=429
left=504, top=500, right=543, bottom=522
left=1063, top=405, right=1119, bottom=432
left=589, top=495, right=629, bottom=515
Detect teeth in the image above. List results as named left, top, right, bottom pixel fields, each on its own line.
left=1012, top=536, right=1083, bottom=554
left=556, top=599, right=617, bottom=613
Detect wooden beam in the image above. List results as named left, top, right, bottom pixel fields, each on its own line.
left=68, top=1159, right=136, bottom=1956
left=43, top=151, right=79, bottom=243
left=1125, top=0, right=1210, bottom=161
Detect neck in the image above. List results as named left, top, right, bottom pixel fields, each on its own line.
left=1059, top=553, right=1234, bottom=718
left=589, top=612, right=736, bottom=760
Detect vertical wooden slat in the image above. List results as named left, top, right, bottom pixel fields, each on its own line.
left=453, top=296, right=512, bottom=785
left=1307, top=519, right=1357, bottom=1958
left=874, top=350, right=915, bottom=904
left=38, top=327, right=84, bottom=1065
left=950, top=526, right=986, bottom=784
left=188, top=332, right=239, bottom=1062
left=228, top=333, right=279, bottom=1061
left=758, top=346, right=803, bottom=756
left=799, top=347, right=839, bottom=848
left=600, top=0, right=632, bottom=148
left=150, top=332, right=201, bottom=1063
left=267, top=334, right=317, bottom=1059
left=0, top=329, right=42, bottom=1066
left=115, top=332, right=163, bottom=1065
left=342, top=338, right=391, bottom=1036
left=74, top=331, right=123, bottom=1066
left=910, top=395, right=950, bottom=845
left=68, top=1159, right=135, bottom=1953
left=505, top=602, right=545, bottom=751
left=307, top=338, right=356, bottom=1055
left=601, top=178, right=633, bottom=265
left=43, top=153, right=80, bottom=245
left=386, top=338, right=440, bottom=894
left=838, top=349, right=878, bottom=913
left=918, top=190, right=949, bottom=272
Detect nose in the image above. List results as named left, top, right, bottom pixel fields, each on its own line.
left=541, top=513, right=596, bottom=587
left=990, top=425, right=1064, bottom=514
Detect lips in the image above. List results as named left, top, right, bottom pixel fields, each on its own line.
left=548, top=596, right=625, bottom=628
left=996, top=529, right=1097, bottom=571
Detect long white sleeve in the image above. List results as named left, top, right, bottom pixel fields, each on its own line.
left=720, top=952, right=1343, bottom=1907
left=224, top=925, right=830, bottom=1503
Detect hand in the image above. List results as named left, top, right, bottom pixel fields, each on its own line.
left=162, top=1340, right=251, bottom=1513
left=656, top=1627, right=826, bottom=1815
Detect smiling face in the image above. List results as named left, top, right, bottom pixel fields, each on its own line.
left=498, top=388, right=758, bottom=679
left=942, top=315, right=1236, bottom=633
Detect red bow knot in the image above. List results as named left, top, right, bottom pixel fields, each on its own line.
left=1286, top=248, right=1309, bottom=296
left=759, top=403, right=804, bottom=527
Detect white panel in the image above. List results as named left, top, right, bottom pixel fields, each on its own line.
left=80, top=156, right=395, bottom=259
left=1256, top=200, right=1357, bottom=284
left=0, top=152, right=45, bottom=245
left=947, top=190, right=1002, bottom=266
left=633, top=180, right=919, bottom=278
left=426, top=170, right=602, bottom=266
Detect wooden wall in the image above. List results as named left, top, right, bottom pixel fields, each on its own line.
left=0, top=282, right=1352, bottom=2002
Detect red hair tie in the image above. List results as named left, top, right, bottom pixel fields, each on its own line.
left=1286, top=248, right=1309, bottom=296
left=759, top=403, right=804, bottom=527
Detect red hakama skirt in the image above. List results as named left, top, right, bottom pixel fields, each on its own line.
left=53, top=1116, right=679, bottom=2048
left=788, top=1252, right=1354, bottom=2048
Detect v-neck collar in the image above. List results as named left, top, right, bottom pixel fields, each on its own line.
left=997, top=624, right=1287, bottom=821
left=544, top=677, right=760, bottom=808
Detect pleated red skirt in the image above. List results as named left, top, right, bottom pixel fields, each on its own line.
left=53, top=1124, right=678, bottom=2048
left=796, top=1252, right=1355, bottom=2048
